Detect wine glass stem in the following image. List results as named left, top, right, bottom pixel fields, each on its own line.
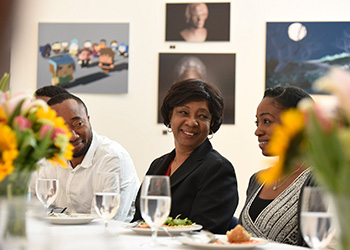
left=151, top=227, right=158, bottom=246
left=104, top=220, right=109, bottom=234
left=45, top=205, right=50, bottom=215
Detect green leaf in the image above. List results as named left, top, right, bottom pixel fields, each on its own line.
left=0, top=73, right=10, bottom=92
left=7, top=99, right=26, bottom=127
left=307, top=112, right=347, bottom=193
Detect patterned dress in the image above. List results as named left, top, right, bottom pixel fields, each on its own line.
left=239, top=168, right=311, bottom=245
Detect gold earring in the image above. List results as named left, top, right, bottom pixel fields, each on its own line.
left=208, top=130, right=214, bottom=139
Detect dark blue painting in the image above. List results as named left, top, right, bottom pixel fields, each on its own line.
left=266, top=22, right=350, bottom=94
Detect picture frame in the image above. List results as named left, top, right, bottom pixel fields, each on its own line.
left=158, top=53, right=236, bottom=124
left=266, top=21, right=350, bottom=94
left=166, top=2, right=230, bottom=42
left=37, top=23, right=129, bottom=94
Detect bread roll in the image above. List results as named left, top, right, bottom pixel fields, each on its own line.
left=226, top=224, right=251, bottom=243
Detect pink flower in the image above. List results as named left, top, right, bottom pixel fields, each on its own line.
left=0, top=91, right=33, bottom=116
left=14, top=116, right=32, bottom=131
left=51, top=128, right=65, bottom=140
left=39, top=124, right=53, bottom=139
left=314, top=67, right=350, bottom=117
left=313, top=102, right=333, bottom=132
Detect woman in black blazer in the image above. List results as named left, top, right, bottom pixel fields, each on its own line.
left=133, top=79, right=238, bottom=234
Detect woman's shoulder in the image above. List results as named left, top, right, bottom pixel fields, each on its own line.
left=207, top=149, right=233, bottom=166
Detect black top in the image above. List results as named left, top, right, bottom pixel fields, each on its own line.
left=132, top=139, right=239, bottom=234
left=249, top=195, right=273, bottom=222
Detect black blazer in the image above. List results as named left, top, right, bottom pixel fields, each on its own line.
left=133, top=139, right=238, bottom=234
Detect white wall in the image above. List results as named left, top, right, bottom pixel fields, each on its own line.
left=8, top=0, right=350, bottom=216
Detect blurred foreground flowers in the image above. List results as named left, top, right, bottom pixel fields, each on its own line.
left=0, top=73, right=73, bottom=192
left=0, top=74, right=73, bottom=242
left=0, top=90, right=73, bottom=186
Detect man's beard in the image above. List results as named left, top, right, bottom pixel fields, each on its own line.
left=73, top=134, right=93, bottom=158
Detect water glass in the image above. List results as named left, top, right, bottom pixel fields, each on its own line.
left=140, top=175, right=171, bottom=247
left=35, top=178, right=59, bottom=213
left=94, top=172, right=121, bottom=235
left=300, top=186, right=335, bottom=249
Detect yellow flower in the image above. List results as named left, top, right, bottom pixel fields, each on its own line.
left=63, top=143, right=74, bottom=160
left=258, top=108, right=305, bottom=184
left=48, top=155, right=68, bottom=168
left=0, top=124, right=19, bottom=181
left=258, top=163, right=283, bottom=185
left=36, top=106, right=71, bottom=138
left=0, top=107, right=6, bottom=123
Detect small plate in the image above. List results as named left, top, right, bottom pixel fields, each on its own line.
left=46, top=213, right=97, bottom=225
left=129, top=224, right=203, bottom=236
left=178, top=236, right=268, bottom=249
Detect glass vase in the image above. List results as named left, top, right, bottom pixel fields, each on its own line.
left=332, top=194, right=350, bottom=250
left=0, top=171, right=32, bottom=248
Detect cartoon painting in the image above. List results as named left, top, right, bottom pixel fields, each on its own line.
left=158, top=53, right=235, bottom=124
left=49, top=55, right=75, bottom=85
left=266, top=22, right=350, bottom=94
left=37, top=23, right=129, bottom=94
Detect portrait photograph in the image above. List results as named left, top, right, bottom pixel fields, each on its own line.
left=165, top=2, right=230, bottom=42
left=158, top=53, right=236, bottom=124
left=37, top=23, right=129, bottom=94
left=266, top=21, right=350, bottom=94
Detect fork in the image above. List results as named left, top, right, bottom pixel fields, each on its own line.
left=161, top=227, right=176, bottom=239
left=181, top=231, right=217, bottom=244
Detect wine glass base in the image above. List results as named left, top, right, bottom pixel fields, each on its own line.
left=102, top=231, right=119, bottom=237
left=140, top=240, right=167, bottom=248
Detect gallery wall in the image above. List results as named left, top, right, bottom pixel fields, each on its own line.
left=8, top=0, right=349, bottom=216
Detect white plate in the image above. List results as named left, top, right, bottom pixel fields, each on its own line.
left=46, top=213, right=97, bottom=225
left=177, top=236, right=268, bottom=249
left=129, top=224, right=203, bottom=236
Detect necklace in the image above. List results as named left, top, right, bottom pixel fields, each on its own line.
left=272, top=162, right=305, bottom=191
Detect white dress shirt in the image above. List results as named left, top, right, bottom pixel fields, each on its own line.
left=31, top=130, right=140, bottom=222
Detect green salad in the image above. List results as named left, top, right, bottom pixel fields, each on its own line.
left=163, top=215, right=194, bottom=226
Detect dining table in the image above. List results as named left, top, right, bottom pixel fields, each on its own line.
left=1, top=213, right=311, bottom=250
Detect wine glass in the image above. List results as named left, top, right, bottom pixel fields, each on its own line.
left=140, top=175, right=171, bottom=247
left=94, top=172, right=121, bottom=235
left=35, top=178, right=59, bottom=213
left=300, top=186, right=336, bottom=249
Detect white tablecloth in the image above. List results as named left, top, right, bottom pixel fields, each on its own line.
left=1, top=216, right=311, bottom=250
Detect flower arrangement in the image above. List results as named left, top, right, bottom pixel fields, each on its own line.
left=0, top=91, right=73, bottom=196
left=0, top=74, right=73, bottom=244
left=258, top=67, right=350, bottom=250
left=0, top=90, right=74, bottom=193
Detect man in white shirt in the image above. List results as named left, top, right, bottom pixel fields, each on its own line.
left=33, top=93, right=139, bottom=222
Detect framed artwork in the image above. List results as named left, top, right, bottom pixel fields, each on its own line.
left=37, top=23, right=129, bottom=94
left=158, top=53, right=236, bottom=124
left=166, top=2, right=230, bottom=42
left=266, top=22, right=350, bottom=94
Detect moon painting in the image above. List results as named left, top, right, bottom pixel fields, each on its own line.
left=288, top=22, right=307, bottom=42
left=266, top=22, right=350, bottom=94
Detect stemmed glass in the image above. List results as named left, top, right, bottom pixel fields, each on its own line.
left=94, top=172, right=121, bottom=235
left=300, top=186, right=336, bottom=249
left=35, top=178, right=59, bottom=213
left=140, top=175, right=171, bottom=247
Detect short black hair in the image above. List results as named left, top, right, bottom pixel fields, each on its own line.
left=264, top=86, right=312, bottom=110
left=47, top=93, right=89, bottom=115
left=35, top=85, right=69, bottom=98
left=161, top=79, right=224, bottom=134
